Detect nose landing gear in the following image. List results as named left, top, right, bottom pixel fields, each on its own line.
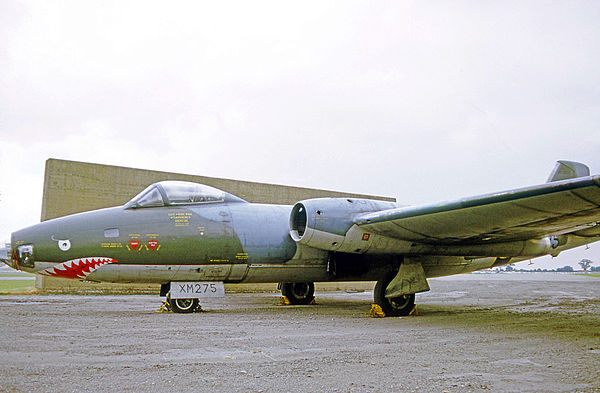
left=168, top=296, right=200, bottom=313
left=159, top=283, right=201, bottom=313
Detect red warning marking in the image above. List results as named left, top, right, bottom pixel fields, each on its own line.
left=147, top=240, right=159, bottom=250
left=362, top=233, right=371, bottom=241
left=129, top=241, right=140, bottom=250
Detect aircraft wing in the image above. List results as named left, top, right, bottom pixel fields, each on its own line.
left=354, top=175, right=600, bottom=245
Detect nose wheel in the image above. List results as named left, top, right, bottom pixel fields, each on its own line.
left=165, top=295, right=200, bottom=313
left=160, top=283, right=201, bottom=313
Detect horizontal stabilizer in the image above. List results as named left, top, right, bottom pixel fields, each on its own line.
left=547, top=160, right=590, bottom=182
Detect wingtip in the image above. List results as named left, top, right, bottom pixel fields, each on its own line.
left=547, top=161, right=590, bottom=182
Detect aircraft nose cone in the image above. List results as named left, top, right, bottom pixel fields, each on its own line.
left=9, top=221, right=57, bottom=272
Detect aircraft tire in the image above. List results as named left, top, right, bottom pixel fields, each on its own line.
left=169, top=297, right=199, bottom=313
left=374, top=273, right=415, bottom=317
left=281, top=282, right=315, bottom=305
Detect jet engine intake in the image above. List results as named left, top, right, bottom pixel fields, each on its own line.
left=289, top=198, right=397, bottom=253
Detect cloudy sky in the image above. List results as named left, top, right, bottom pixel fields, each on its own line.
left=1, top=1, right=599, bottom=269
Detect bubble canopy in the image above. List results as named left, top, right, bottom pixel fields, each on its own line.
left=125, top=181, right=247, bottom=208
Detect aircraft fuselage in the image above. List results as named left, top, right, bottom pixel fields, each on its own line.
left=10, top=201, right=344, bottom=283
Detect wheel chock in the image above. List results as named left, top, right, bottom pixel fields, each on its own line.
left=157, top=300, right=172, bottom=313
left=157, top=300, right=203, bottom=313
left=368, top=304, right=386, bottom=318
left=277, top=296, right=317, bottom=306
left=409, top=305, right=418, bottom=316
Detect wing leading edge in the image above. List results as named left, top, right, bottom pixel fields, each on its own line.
left=355, top=175, right=600, bottom=245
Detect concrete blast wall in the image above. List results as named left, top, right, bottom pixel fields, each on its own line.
left=38, top=159, right=394, bottom=292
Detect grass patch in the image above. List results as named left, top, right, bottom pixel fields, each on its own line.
left=0, top=279, right=35, bottom=292
left=578, top=273, right=600, bottom=278
left=418, top=304, right=600, bottom=342
left=0, top=273, right=35, bottom=278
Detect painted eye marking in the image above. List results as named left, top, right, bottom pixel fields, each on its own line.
left=58, top=240, right=71, bottom=251
left=51, top=236, right=71, bottom=251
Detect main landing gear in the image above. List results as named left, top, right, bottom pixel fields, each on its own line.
left=373, top=272, right=416, bottom=317
left=280, top=282, right=315, bottom=305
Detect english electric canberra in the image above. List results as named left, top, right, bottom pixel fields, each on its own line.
left=3, top=161, right=600, bottom=316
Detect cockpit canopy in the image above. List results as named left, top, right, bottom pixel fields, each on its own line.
left=125, top=181, right=246, bottom=208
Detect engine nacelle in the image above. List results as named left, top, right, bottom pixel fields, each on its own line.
left=289, top=197, right=397, bottom=253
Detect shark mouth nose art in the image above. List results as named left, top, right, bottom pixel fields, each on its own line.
left=38, top=257, right=117, bottom=279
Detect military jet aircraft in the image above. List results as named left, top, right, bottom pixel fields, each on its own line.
left=2, top=161, right=600, bottom=316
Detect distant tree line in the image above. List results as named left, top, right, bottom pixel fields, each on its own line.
left=556, top=266, right=574, bottom=272
left=491, top=259, right=597, bottom=273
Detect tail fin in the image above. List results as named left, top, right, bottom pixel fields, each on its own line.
left=547, top=160, right=590, bottom=182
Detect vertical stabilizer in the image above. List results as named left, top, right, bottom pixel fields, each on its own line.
left=547, top=160, right=590, bottom=182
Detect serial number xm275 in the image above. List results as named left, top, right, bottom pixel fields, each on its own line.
left=2, top=161, right=600, bottom=315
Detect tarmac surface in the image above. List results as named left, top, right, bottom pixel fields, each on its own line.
left=0, top=273, right=599, bottom=392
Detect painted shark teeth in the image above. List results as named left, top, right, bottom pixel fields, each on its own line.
left=38, top=257, right=117, bottom=280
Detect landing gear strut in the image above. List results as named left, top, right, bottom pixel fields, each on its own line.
left=281, top=282, right=315, bottom=305
left=374, top=272, right=415, bottom=317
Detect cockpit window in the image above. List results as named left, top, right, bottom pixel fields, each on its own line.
left=161, top=181, right=226, bottom=204
left=125, top=181, right=231, bottom=208
left=135, top=187, right=165, bottom=207
left=127, top=185, right=165, bottom=208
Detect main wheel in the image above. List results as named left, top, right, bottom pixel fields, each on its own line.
left=169, top=297, right=199, bottom=313
left=374, top=272, right=415, bottom=317
left=281, top=282, right=315, bottom=305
